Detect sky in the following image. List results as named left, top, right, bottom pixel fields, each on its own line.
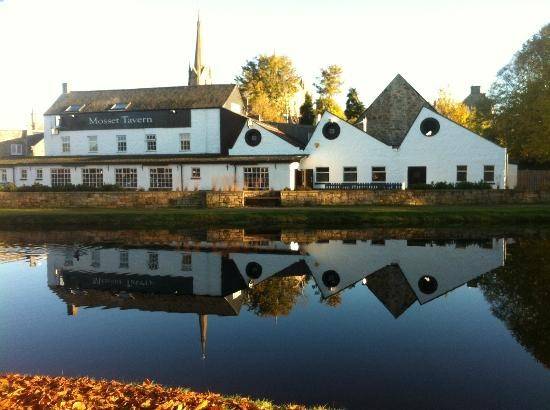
left=0, top=0, right=548, bottom=129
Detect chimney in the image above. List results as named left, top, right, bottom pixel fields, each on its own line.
left=471, top=86, right=481, bottom=95
left=62, top=82, right=69, bottom=94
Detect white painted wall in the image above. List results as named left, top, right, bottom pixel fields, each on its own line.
left=43, top=109, right=221, bottom=156
left=507, top=163, right=518, bottom=189
left=229, top=121, right=304, bottom=156
left=301, top=109, right=508, bottom=188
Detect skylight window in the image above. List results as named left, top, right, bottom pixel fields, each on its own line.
left=110, top=102, right=130, bottom=111
left=65, top=104, right=84, bottom=112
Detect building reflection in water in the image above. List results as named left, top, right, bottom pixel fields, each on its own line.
left=41, top=235, right=506, bottom=356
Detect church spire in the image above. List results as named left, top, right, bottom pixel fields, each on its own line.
left=188, top=12, right=212, bottom=86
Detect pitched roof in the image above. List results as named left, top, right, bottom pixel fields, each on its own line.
left=44, top=84, right=240, bottom=115
left=265, top=122, right=315, bottom=147
left=357, top=74, right=436, bottom=147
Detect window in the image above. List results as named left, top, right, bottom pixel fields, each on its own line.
left=343, top=166, right=357, bottom=182
left=420, top=117, right=440, bottom=136
left=457, top=165, right=467, bottom=182
left=61, top=136, right=70, bottom=153
left=191, top=167, right=201, bottom=179
left=244, top=167, right=269, bottom=190
left=484, top=165, right=495, bottom=183
left=82, top=168, right=103, bottom=187
left=149, top=168, right=172, bottom=190
left=180, top=133, right=191, bottom=151
left=181, top=253, right=192, bottom=271
left=91, top=250, right=100, bottom=268
left=110, top=102, right=130, bottom=111
left=115, top=168, right=138, bottom=188
left=117, top=135, right=127, bottom=152
left=146, top=134, right=157, bottom=151
left=245, top=129, right=262, bottom=146
left=51, top=168, right=71, bottom=187
left=10, top=144, right=23, bottom=155
left=148, top=252, right=159, bottom=270
left=20, top=169, right=27, bottom=180
left=119, top=250, right=129, bottom=269
left=315, top=167, right=329, bottom=183
left=322, top=122, right=340, bottom=140
left=88, top=136, right=98, bottom=153
left=0, top=169, right=7, bottom=183
left=36, top=169, right=43, bottom=180
left=65, top=104, right=84, bottom=112
left=372, top=166, right=386, bottom=182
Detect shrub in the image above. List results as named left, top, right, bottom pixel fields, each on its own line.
left=409, top=181, right=492, bottom=190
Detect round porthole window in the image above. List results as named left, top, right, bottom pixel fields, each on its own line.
left=420, top=117, right=440, bottom=136
left=322, top=122, right=340, bottom=140
left=322, top=270, right=341, bottom=288
left=245, top=129, right=262, bottom=146
left=246, top=262, right=262, bottom=279
left=418, top=275, right=438, bottom=294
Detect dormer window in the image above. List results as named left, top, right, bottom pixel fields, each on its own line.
left=65, top=104, right=84, bottom=113
left=110, top=102, right=130, bottom=111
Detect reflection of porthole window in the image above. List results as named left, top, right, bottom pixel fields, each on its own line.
left=245, top=129, right=262, bottom=146
left=420, top=118, right=440, bottom=136
left=246, top=262, right=262, bottom=279
left=418, top=275, right=438, bottom=294
left=322, top=270, right=340, bottom=288
left=322, top=122, right=340, bottom=140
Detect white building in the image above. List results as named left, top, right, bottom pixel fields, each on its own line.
left=0, top=21, right=511, bottom=192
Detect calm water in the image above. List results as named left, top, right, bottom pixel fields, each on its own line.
left=1, top=228, right=549, bottom=409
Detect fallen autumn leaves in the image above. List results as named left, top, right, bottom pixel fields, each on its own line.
left=0, top=373, right=308, bottom=409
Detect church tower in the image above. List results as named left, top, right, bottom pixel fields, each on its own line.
left=188, top=14, right=212, bottom=86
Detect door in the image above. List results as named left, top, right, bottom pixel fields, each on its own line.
left=408, top=166, right=427, bottom=186
left=305, top=169, right=314, bottom=188
left=294, top=169, right=303, bottom=190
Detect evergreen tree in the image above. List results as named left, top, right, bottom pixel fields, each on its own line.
left=344, top=88, right=365, bottom=122
left=299, top=93, right=315, bottom=125
left=314, top=65, right=344, bottom=117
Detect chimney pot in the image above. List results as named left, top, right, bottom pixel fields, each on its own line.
left=62, top=82, right=68, bottom=94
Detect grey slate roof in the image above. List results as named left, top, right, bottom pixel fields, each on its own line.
left=44, top=84, right=241, bottom=115
left=265, top=122, right=315, bottom=147
left=356, top=74, right=436, bottom=147
left=0, top=133, right=43, bottom=158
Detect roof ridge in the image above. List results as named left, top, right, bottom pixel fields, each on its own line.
left=68, top=83, right=236, bottom=94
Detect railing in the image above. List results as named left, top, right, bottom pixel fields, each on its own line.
left=320, top=182, right=403, bottom=190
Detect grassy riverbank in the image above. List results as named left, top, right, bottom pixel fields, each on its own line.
left=0, top=204, right=549, bottom=229
left=0, top=373, right=311, bottom=409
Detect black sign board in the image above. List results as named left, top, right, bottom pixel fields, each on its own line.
left=59, top=110, right=191, bottom=131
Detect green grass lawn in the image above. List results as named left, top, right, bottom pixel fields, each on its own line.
left=1, top=204, right=549, bottom=229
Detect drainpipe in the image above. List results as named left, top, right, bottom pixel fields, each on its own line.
left=180, top=165, right=184, bottom=191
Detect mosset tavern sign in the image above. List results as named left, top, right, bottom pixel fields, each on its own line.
left=60, top=110, right=191, bottom=130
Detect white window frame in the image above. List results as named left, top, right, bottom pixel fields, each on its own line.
left=88, top=136, right=98, bottom=153
left=244, top=167, right=270, bottom=190
left=115, top=168, right=138, bottom=188
left=180, top=133, right=191, bottom=152
left=457, top=165, right=467, bottom=182
left=51, top=168, right=71, bottom=187
left=119, top=250, right=129, bottom=269
left=315, top=167, right=329, bottom=183
left=146, top=134, right=157, bottom=152
left=61, top=136, right=70, bottom=153
left=149, top=168, right=173, bottom=190
left=372, top=166, right=386, bottom=182
left=484, top=165, right=495, bottom=183
left=181, top=253, right=192, bottom=271
left=36, top=168, right=43, bottom=181
left=148, top=252, right=159, bottom=270
left=10, top=144, right=23, bottom=155
left=20, top=169, right=27, bottom=180
left=82, top=168, right=104, bottom=187
left=343, top=166, right=357, bottom=183
left=0, top=169, right=7, bottom=183
left=191, top=167, right=201, bottom=180
left=117, top=135, right=127, bottom=153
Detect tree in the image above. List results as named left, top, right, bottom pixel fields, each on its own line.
left=344, top=88, right=365, bottom=122
left=489, top=23, right=550, bottom=166
left=235, top=54, right=301, bottom=122
left=299, top=92, right=315, bottom=125
left=314, top=65, right=344, bottom=118
left=245, top=276, right=306, bottom=317
left=434, top=88, right=491, bottom=135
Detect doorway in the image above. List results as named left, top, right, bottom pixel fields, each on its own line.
left=408, top=166, right=427, bottom=186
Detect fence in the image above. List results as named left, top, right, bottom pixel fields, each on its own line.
left=517, top=170, right=550, bottom=191
left=320, top=182, right=404, bottom=190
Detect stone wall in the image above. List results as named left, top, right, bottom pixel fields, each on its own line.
left=0, top=191, right=205, bottom=209
left=205, top=191, right=244, bottom=208
left=280, top=189, right=550, bottom=206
